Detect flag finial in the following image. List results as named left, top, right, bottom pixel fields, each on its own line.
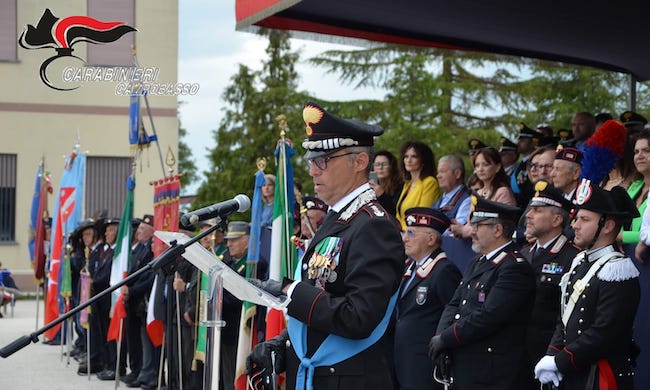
left=276, top=114, right=287, bottom=137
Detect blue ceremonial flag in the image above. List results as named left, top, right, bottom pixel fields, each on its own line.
left=54, top=151, right=86, bottom=310
left=247, top=170, right=266, bottom=263
left=129, top=94, right=141, bottom=146
left=28, top=161, right=44, bottom=262
left=45, top=149, right=86, bottom=339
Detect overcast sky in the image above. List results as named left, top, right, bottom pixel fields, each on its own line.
left=177, top=0, right=384, bottom=194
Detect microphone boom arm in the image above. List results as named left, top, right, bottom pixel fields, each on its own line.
left=0, top=218, right=227, bottom=359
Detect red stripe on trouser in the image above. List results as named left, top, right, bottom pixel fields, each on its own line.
left=597, top=359, right=617, bottom=390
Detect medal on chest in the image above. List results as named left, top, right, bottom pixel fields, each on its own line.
left=307, top=236, right=343, bottom=288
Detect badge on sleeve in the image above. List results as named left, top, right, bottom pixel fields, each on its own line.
left=416, top=286, right=428, bottom=305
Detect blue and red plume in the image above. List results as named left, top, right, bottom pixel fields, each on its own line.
left=580, top=120, right=627, bottom=185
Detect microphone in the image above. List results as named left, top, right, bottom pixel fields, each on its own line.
left=180, top=194, right=251, bottom=227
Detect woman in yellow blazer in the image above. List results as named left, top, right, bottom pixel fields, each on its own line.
left=396, top=141, right=441, bottom=229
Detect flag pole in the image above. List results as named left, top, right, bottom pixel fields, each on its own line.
left=115, top=319, right=124, bottom=389
left=131, top=45, right=166, bottom=178
left=175, top=273, right=184, bottom=390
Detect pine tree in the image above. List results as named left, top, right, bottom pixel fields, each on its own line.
left=194, top=29, right=310, bottom=212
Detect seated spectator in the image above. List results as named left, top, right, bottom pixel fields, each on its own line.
left=551, top=147, right=582, bottom=201
left=396, top=141, right=441, bottom=229
left=369, top=150, right=403, bottom=216
left=261, top=174, right=275, bottom=227
left=472, top=147, right=515, bottom=205
left=0, top=261, right=17, bottom=317
left=434, top=154, right=475, bottom=273
left=449, top=147, right=515, bottom=241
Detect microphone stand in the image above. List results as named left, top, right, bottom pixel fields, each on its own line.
left=0, top=218, right=227, bottom=359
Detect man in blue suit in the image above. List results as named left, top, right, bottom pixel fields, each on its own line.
left=394, top=207, right=461, bottom=390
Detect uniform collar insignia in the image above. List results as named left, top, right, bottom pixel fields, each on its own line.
left=339, top=189, right=376, bottom=221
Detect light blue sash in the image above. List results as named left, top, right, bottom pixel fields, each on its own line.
left=289, top=262, right=398, bottom=390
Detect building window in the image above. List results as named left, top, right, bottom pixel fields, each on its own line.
left=0, top=0, right=17, bottom=61
left=0, top=154, right=17, bottom=242
left=86, top=0, right=135, bottom=66
left=85, top=156, right=131, bottom=219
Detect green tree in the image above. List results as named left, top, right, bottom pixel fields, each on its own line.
left=194, top=29, right=311, bottom=214
left=309, top=46, right=650, bottom=163
left=309, top=46, right=528, bottom=163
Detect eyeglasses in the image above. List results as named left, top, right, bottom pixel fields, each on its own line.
left=307, top=152, right=359, bottom=170
left=529, top=163, right=554, bottom=172
left=471, top=222, right=496, bottom=229
left=373, top=162, right=389, bottom=168
left=401, top=229, right=432, bottom=239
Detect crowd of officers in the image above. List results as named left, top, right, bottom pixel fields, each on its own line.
left=244, top=105, right=647, bottom=390
left=47, top=107, right=648, bottom=390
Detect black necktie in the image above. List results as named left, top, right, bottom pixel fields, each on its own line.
left=324, top=209, right=337, bottom=224
left=533, top=246, right=543, bottom=261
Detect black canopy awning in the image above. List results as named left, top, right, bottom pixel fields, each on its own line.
left=236, top=0, right=650, bottom=81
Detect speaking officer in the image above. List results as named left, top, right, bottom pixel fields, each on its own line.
left=429, top=195, right=536, bottom=390
left=521, top=180, right=579, bottom=386
left=535, top=180, right=640, bottom=389
left=247, top=102, right=404, bottom=390
left=394, top=207, right=461, bottom=390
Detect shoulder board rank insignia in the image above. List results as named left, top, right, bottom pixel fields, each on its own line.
left=416, top=252, right=446, bottom=278
left=370, top=204, right=385, bottom=217
left=340, top=189, right=376, bottom=221
left=549, top=235, right=567, bottom=254
left=492, top=252, right=508, bottom=265
left=403, top=259, right=414, bottom=279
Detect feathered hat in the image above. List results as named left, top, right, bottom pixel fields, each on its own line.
left=580, top=120, right=627, bottom=185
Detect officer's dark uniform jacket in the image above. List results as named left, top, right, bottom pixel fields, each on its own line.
left=436, top=242, right=536, bottom=390
left=285, top=188, right=404, bottom=390
left=522, top=234, right=579, bottom=368
left=547, top=244, right=640, bottom=390
left=394, top=248, right=461, bottom=390
left=125, top=240, right=155, bottom=315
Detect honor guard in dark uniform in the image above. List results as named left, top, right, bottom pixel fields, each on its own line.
left=67, top=219, right=98, bottom=357
left=429, top=196, right=536, bottom=390
left=118, top=215, right=155, bottom=384
left=300, top=196, right=328, bottom=240
left=247, top=102, right=405, bottom=390
left=511, top=123, right=543, bottom=209
left=467, top=138, right=486, bottom=158
left=521, top=180, right=579, bottom=387
left=535, top=180, right=641, bottom=389
left=81, top=217, right=119, bottom=375
left=499, top=136, right=519, bottom=177
left=394, top=207, right=461, bottom=390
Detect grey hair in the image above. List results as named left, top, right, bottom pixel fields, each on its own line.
left=439, top=155, right=466, bottom=181
left=347, top=146, right=374, bottom=175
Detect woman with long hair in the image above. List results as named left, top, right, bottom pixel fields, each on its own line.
left=369, top=150, right=403, bottom=216
left=261, top=174, right=275, bottom=227
left=449, top=147, right=515, bottom=239
left=472, top=147, right=516, bottom=205
left=395, top=141, right=441, bottom=229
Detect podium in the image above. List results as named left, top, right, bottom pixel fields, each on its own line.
left=155, top=231, right=289, bottom=390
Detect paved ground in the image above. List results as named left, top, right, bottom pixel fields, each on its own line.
left=0, top=298, right=120, bottom=390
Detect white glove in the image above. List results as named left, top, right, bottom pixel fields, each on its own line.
left=534, top=355, right=558, bottom=377
left=537, top=370, right=562, bottom=386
